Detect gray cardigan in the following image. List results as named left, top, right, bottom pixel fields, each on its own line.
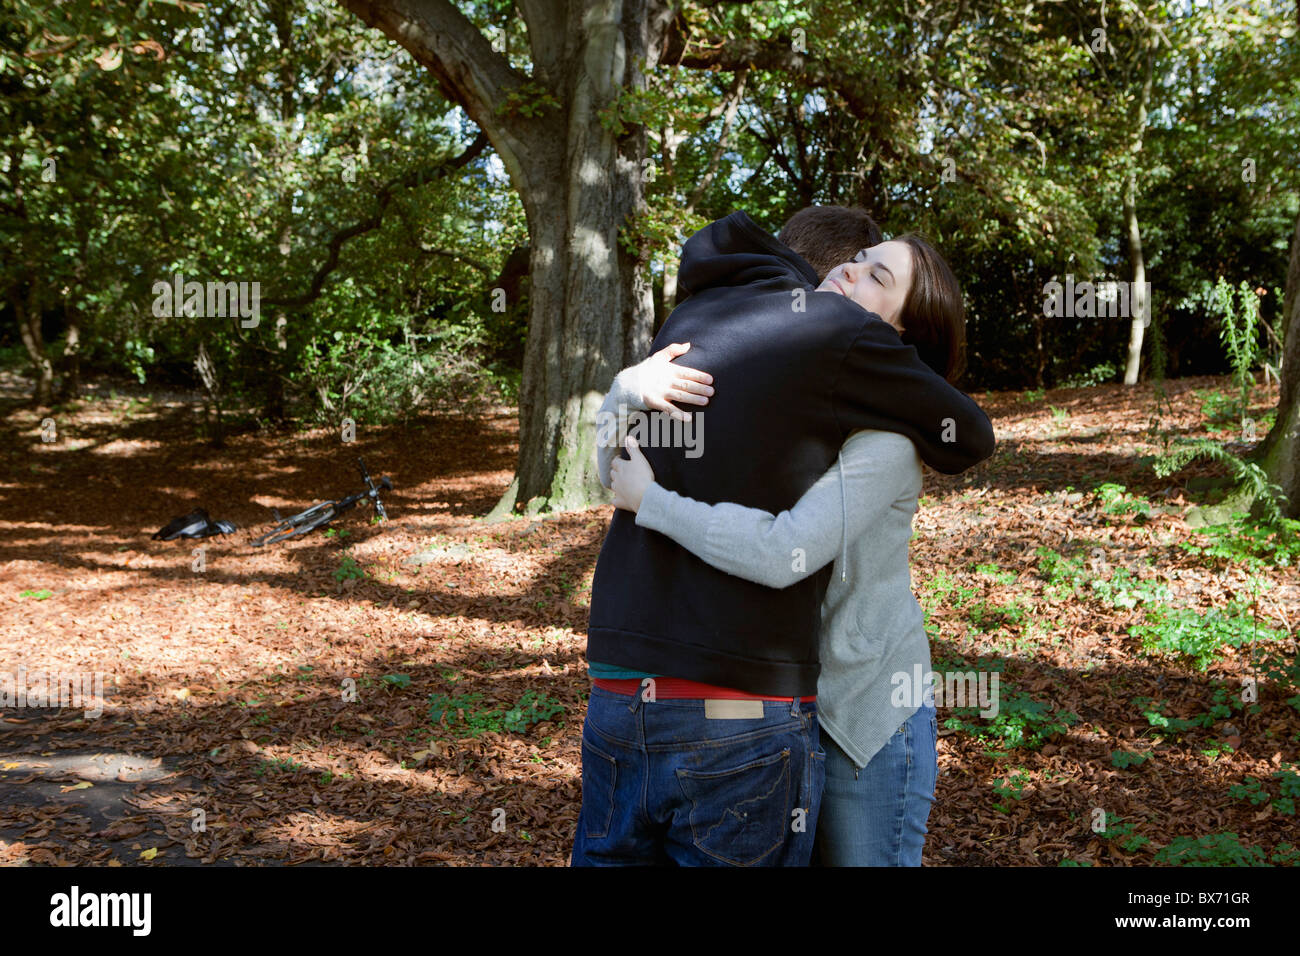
left=597, top=365, right=930, bottom=769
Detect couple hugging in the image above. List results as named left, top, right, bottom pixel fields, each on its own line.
left=574, top=206, right=995, bottom=866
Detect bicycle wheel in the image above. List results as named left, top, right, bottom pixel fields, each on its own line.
left=251, top=522, right=292, bottom=547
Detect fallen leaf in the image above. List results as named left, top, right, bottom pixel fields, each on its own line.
left=94, top=44, right=123, bottom=71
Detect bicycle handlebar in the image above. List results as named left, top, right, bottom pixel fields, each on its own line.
left=338, top=457, right=392, bottom=514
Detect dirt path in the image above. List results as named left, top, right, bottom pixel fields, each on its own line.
left=1, top=375, right=1296, bottom=865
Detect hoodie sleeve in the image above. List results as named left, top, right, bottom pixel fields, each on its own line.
left=831, top=315, right=995, bottom=475
left=634, top=430, right=920, bottom=589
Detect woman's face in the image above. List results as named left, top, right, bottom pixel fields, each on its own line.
left=815, top=240, right=912, bottom=333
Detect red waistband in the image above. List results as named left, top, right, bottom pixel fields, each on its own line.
left=592, top=677, right=813, bottom=703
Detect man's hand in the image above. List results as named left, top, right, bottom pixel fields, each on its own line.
left=610, top=436, right=654, bottom=513
left=640, top=342, right=713, bottom=423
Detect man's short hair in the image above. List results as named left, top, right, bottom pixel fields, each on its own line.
left=778, top=206, right=884, bottom=281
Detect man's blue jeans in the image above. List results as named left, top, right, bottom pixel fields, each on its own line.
left=571, top=685, right=825, bottom=866
left=812, top=703, right=937, bottom=866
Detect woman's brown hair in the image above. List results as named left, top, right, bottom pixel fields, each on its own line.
left=894, top=234, right=967, bottom=384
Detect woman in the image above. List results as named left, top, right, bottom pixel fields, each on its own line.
left=603, top=235, right=969, bottom=866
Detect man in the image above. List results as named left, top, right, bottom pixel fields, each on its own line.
left=572, top=208, right=994, bottom=866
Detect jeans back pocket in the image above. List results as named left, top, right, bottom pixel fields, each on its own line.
left=675, top=748, right=791, bottom=866
left=580, top=736, right=618, bottom=839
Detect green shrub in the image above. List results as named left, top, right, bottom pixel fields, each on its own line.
left=1278, top=764, right=1300, bottom=815
left=921, top=570, right=977, bottom=610
left=1273, top=843, right=1300, bottom=866
left=1180, top=514, right=1300, bottom=571
left=1135, top=687, right=1250, bottom=739
left=1195, top=388, right=1239, bottom=427
left=1111, top=749, right=1152, bottom=769
left=500, top=690, right=566, bottom=733
left=1094, top=483, right=1151, bottom=518
left=1035, top=547, right=1090, bottom=601
left=1155, top=439, right=1287, bottom=526
left=944, top=691, right=1078, bottom=751
left=1131, top=603, right=1283, bottom=671
left=299, top=321, right=503, bottom=426
left=1233, top=764, right=1300, bottom=815
left=1210, top=278, right=1261, bottom=425
left=1228, top=776, right=1270, bottom=807
left=428, top=689, right=565, bottom=737
left=254, top=757, right=306, bottom=776
left=334, top=554, right=367, bottom=581
left=1089, top=567, right=1170, bottom=609
left=1154, top=833, right=1268, bottom=867
left=972, top=563, right=1017, bottom=585
left=1061, top=361, right=1119, bottom=389
left=1099, top=815, right=1150, bottom=853
left=966, top=599, right=1028, bottom=632
left=992, top=771, right=1029, bottom=813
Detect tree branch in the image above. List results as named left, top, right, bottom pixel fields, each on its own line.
left=262, top=131, right=489, bottom=308
left=686, top=68, right=747, bottom=210
left=517, top=0, right=566, bottom=83
left=416, top=246, right=493, bottom=274
left=665, top=29, right=877, bottom=121
left=338, top=0, right=535, bottom=163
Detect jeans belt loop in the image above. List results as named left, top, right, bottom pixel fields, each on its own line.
left=789, top=694, right=801, bottom=718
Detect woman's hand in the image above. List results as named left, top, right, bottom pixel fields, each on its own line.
left=610, top=435, right=654, bottom=513
left=639, top=342, right=713, bottom=423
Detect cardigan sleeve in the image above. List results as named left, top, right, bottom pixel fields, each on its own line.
left=634, top=429, right=919, bottom=589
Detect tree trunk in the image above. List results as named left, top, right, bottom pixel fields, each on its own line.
left=1121, top=167, right=1149, bottom=385
left=341, top=0, right=661, bottom=516
left=1122, top=44, right=1156, bottom=386
left=58, top=305, right=82, bottom=401
left=1257, top=208, right=1300, bottom=517
left=13, top=284, right=54, bottom=406
left=1261, top=393, right=1299, bottom=519
left=195, top=341, right=226, bottom=448
left=491, top=7, right=658, bottom=516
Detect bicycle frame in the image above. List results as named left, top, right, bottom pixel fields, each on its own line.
left=251, top=458, right=393, bottom=547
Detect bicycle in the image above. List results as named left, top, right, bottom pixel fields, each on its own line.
left=251, top=457, right=393, bottom=547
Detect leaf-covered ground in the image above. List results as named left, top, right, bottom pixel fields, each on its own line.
left=0, top=374, right=1296, bottom=866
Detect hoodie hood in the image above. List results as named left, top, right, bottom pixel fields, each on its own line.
left=677, top=211, right=819, bottom=298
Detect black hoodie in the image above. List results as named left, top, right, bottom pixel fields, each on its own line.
left=586, top=211, right=994, bottom=697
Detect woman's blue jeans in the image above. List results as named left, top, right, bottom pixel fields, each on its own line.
left=571, top=685, right=825, bottom=866
left=812, top=704, right=937, bottom=866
